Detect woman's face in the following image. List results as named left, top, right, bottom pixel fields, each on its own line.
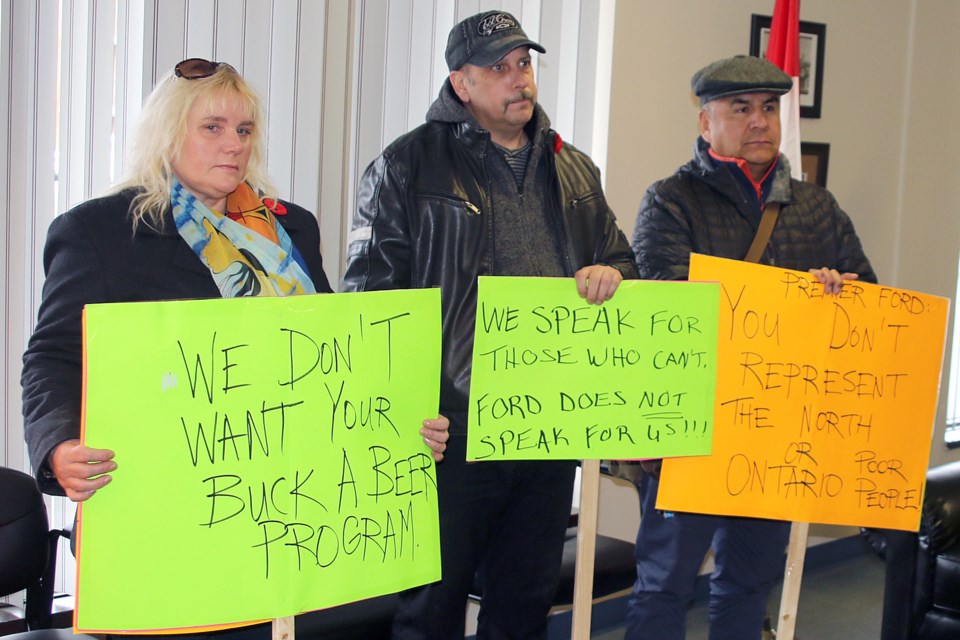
left=171, top=92, right=254, bottom=212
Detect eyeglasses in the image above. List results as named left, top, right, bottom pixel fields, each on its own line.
left=174, top=58, right=232, bottom=80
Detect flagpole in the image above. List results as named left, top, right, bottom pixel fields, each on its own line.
left=765, top=0, right=803, bottom=179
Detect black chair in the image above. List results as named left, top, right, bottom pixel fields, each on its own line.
left=1, top=632, right=92, bottom=640
left=552, top=521, right=637, bottom=607
left=0, top=466, right=71, bottom=635
left=863, top=459, right=960, bottom=640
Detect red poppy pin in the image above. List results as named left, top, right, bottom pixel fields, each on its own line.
left=263, top=198, right=287, bottom=215
left=553, top=132, right=563, bottom=154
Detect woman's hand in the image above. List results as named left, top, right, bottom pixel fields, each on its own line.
left=50, top=439, right=117, bottom=502
left=421, top=415, right=450, bottom=462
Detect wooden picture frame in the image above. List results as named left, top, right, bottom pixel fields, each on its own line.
left=750, top=14, right=826, bottom=118
left=800, top=142, right=830, bottom=188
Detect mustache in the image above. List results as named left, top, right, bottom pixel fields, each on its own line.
left=506, top=88, right=536, bottom=105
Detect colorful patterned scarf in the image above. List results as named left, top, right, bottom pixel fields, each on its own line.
left=172, top=180, right=316, bottom=297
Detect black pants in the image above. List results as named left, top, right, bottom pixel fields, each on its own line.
left=391, top=434, right=577, bottom=640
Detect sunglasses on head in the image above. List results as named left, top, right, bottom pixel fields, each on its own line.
left=174, top=58, right=234, bottom=80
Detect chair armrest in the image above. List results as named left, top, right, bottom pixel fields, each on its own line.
left=921, top=461, right=960, bottom=554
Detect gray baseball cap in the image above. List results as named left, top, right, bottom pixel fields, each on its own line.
left=692, top=55, right=792, bottom=105
left=445, top=11, right=545, bottom=71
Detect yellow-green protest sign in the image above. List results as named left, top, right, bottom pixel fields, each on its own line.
left=77, top=289, right=442, bottom=633
left=658, top=254, right=950, bottom=531
left=466, top=276, right=719, bottom=461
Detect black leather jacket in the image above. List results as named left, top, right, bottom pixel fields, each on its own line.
left=341, top=83, right=637, bottom=432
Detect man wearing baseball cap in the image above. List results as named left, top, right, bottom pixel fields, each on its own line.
left=342, top=11, right=637, bottom=639
left=626, top=55, right=876, bottom=639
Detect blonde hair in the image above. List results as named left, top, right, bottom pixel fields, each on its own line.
left=113, top=63, right=276, bottom=230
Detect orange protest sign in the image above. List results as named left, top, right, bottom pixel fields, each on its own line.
left=657, top=254, right=950, bottom=531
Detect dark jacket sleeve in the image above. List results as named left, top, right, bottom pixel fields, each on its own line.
left=553, top=143, right=638, bottom=280
left=22, top=209, right=108, bottom=494
left=340, top=154, right=412, bottom=292
left=598, top=222, right=639, bottom=279
left=588, top=167, right=639, bottom=280
left=830, top=201, right=877, bottom=284
left=632, top=180, right=697, bottom=281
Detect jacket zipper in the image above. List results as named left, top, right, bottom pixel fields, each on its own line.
left=416, top=190, right=481, bottom=214
left=570, top=192, right=602, bottom=208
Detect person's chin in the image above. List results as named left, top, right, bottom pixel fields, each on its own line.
left=744, top=141, right=776, bottom=153
left=744, top=147, right=777, bottom=164
left=212, top=173, right=243, bottom=189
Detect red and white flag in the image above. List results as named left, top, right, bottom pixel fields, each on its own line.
left=765, top=0, right=803, bottom=179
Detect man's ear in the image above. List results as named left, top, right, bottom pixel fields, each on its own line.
left=450, top=70, right=471, bottom=104
left=698, top=108, right=712, bottom=142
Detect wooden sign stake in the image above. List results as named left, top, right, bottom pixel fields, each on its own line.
left=775, top=521, right=809, bottom=640
left=571, top=459, right=601, bottom=639
left=272, top=616, right=294, bottom=640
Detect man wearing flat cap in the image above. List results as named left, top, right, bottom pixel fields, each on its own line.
left=626, top=55, right=876, bottom=640
left=342, top=10, right=636, bottom=639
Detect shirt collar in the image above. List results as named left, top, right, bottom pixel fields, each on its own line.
left=708, top=147, right=780, bottom=202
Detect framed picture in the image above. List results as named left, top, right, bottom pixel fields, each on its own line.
left=800, top=142, right=830, bottom=187
left=750, top=14, right=826, bottom=118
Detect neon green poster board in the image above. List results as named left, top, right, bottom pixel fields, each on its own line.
left=466, top=277, right=720, bottom=461
left=77, top=289, right=441, bottom=633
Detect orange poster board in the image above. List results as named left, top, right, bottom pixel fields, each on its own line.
left=657, top=254, right=950, bottom=531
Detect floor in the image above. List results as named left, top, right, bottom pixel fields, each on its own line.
left=583, top=550, right=886, bottom=639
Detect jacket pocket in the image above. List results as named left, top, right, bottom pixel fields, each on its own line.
left=415, top=190, right=481, bottom=215
left=569, top=191, right=603, bottom=209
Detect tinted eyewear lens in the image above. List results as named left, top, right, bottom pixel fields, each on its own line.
left=174, top=58, right=221, bottom=80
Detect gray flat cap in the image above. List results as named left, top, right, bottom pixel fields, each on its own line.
left=691, top=55, right=792, bottom=105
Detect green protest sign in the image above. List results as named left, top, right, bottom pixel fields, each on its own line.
left=77, top=289, right=441, bottom=633
left=466, top=277, right=719, bottom=461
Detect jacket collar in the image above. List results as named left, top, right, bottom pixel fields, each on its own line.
left=690, top=136, right=793, bottom=205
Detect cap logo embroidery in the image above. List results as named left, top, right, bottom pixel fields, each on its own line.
left=477, top=12, right=517, bottom=37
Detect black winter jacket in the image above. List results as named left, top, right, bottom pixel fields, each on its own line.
left=341, top=82, right=638, bottom=431
left=633, top=137, right=876, bottom=284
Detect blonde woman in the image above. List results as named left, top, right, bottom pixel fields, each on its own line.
left=23, top=59, right=448, bottom=505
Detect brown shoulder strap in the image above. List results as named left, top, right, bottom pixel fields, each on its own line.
left=744, top=202, right=781, bottom=263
